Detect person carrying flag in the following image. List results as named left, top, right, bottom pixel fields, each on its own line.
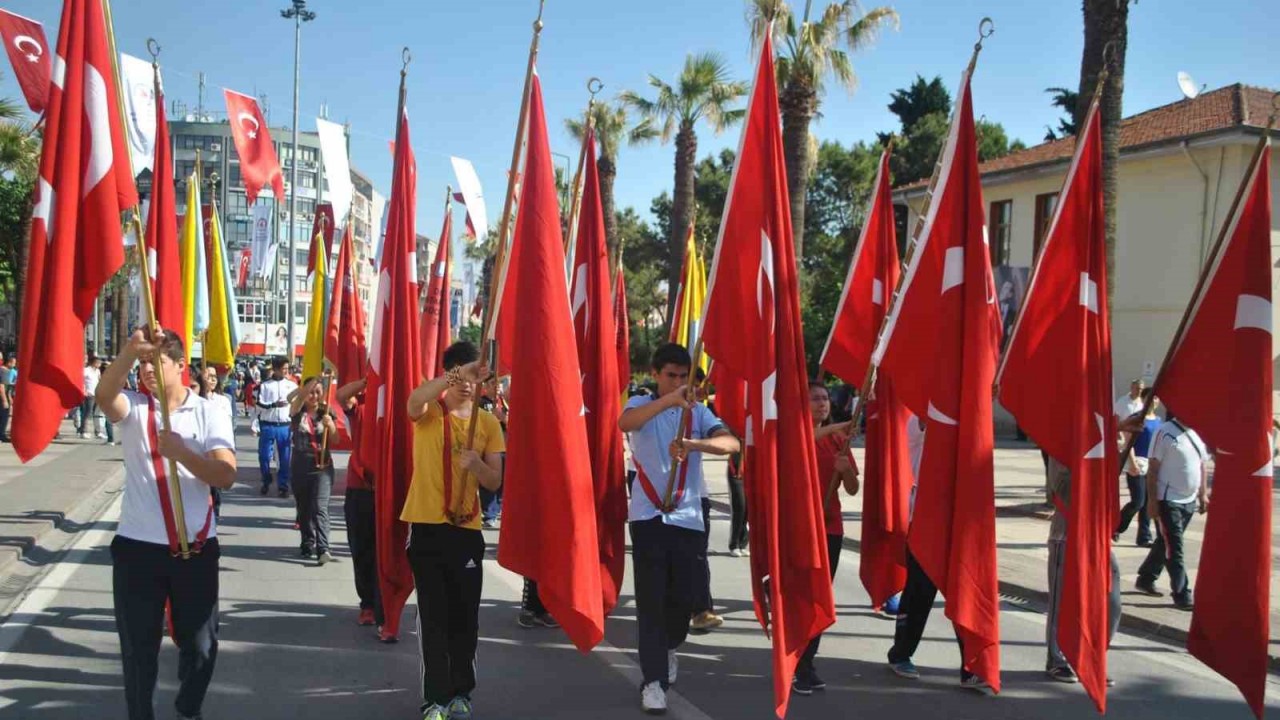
left=403, top=341, right=505, bottom=720
left=337, top=377, right=383, bottom=631
left=95, top=328, right=236, bottom=720
left=618, top=342, right=739, bottom=714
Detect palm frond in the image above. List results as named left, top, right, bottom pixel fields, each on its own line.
left=844, top=6, right=899, bottom=52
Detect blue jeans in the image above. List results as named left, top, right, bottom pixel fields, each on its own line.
left=257, top=422, right=292, bottom=490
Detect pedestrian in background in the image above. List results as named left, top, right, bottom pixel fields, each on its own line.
left=1135, top=415, right=1209, bottom=611
left=79, top=354, right=103, bottom=439
left=254, top=357, right=297, bottom=498
left=1115, top=389, right=1161, bottom=546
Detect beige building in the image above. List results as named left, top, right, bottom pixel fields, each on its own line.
left=895, top=84, right=1280, bottom=399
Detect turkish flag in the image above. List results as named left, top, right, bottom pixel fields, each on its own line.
left=419, top=211, right=452, bottom=379
left=819, top=149, right=910, bottom=609
left=699, top=34, right=835, bottom=717
left=306, top=202, right=336, bottom=276
left=613, top=265, right=630, bottom=395
left=997, top=99, right=1114, bottom=711
left=498, top=73, right=605, bottom=653
left=569, top=126, right=628, bottom=615
left=0, top=9, right=51, bottom=114
left=364, top=101, right=422, bottom=638
left=12, top=0, right=137, bottom=462
left=144, top=85, right=184, bottom=338
left=223, top=89, right=284, bottom=205
left=237, top=249, right=251, bottom=289
left=872, top=68, right=1002, bottom=691
left=1160, top=141, right=1273, bottom=719
left=325, top=223, right=368, bottom=387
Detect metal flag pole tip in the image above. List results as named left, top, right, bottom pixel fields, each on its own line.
left=535, top=0, right=546, bottom=30
left=587, top=77, right=604, bottom=97
left=401, top=47, right=411, bottom=71
left=976, top=17, right=994, bottom=48
left=147, top=38, right=160, bottom=61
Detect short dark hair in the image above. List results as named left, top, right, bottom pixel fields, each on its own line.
left=650, top=343, right=691, bottom=373
left=270, top=356, right=288, bottom=370
left=442, top=341, right=479, bottom=371
left=150, top=328, right=185, bottom=365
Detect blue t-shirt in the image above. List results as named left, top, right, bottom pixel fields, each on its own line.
left=625, top=395, right=728, bottom=532
left=1134, top=417, right=1161, bottom=458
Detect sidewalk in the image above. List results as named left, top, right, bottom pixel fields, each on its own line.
left=703, top=446, right=1280, bottom=671
left=0, top=420, right=124, bottom=617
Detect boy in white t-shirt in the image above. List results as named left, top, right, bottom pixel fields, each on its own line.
left=97, top=328, right=237, bottom=720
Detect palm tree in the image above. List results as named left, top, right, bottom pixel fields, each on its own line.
left=1075, top=0, right=1130, bottom=310
left=0, top=96, right=37, bottom=179
left=1043, top=86, right=1080, bottom=141
left=749, top=0, right=899, bottom=259
left=566, top=100, right=658, bottom=268
left=622, top=54, right=748, bottom=322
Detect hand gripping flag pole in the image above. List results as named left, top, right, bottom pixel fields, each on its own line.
left=821, top=18, right=994, bottom=508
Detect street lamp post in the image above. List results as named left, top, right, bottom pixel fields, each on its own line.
left=281, top=0, right=315, bottom=360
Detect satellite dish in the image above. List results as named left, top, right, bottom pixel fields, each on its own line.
left=1177, top=71, right=1205, bottom=100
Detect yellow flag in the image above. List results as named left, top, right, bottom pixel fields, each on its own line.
left=179, top=175, right=209, bottom=362
left=301, top=231, right=329, bottom=379
left=674, top=232, right=708, bottom=374
left=203, top=200, right=239, bottom=366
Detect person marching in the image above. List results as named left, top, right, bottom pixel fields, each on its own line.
left=337, top=377, right=383, bottom=631
left=794, top=381, right=860, bottom=695
left=254, top=357, right=298, bottom=497
left=403, top=341, right=505, bottom=720
left=197, top=366, right=234, bottom=520
left=618, top=343, right=739, bottom=715
left=289, top=377, right=338, bottom=565
left=96, top=328, right=236, bottom=720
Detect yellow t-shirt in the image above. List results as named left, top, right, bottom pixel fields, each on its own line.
left=401, top=401, right=506, bottom=529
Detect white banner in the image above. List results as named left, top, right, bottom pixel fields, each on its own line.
left=250, top=203, right=274, bottom=279
left=120, top=53, right=158, bottom=177
left=316, top=117, right=353, bottom=229
left=450, top=156, right=489, bottom=242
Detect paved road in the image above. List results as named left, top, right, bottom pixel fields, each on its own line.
left=0, top=425, right=1275, bottom=719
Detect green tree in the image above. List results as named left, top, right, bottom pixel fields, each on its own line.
left=615, top=207, right=667, bottom=373
left=1043, top=86, right=1080, bottom=141
left=566, top=100, right=658, bottom=268
left=749, top=0, right=898, bottom=259
left=622, top=54, right=748, bottom=322
left=0, top=88, right=40, bottom=340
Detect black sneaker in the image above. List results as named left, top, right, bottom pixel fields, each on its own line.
left=516, top=610, right=537, bottom=629
left=1173, top=597, right=1194, bottom=611
left=260, top=484, right=270, bottom=495
left=808, top=668, right=827, bottom=691
left=1134, top=579, right=1163, bottom=597
left=278, top=488, right=290, bottom=498
left=792, top=671, right=815, bottom=696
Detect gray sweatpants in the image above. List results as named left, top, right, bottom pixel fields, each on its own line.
left=1046, top=540, right=1121, bottom=670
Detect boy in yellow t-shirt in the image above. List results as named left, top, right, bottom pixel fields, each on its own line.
left=402, top=341, right=505, bottom=720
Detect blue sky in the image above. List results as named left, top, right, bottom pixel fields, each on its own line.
left=6, top=0, right=1277, bottom=235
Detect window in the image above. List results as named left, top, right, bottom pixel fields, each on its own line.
left=225, top=191, right=248, bottom=216
left=300, top=172, right=316, bottom=189
left=295, top=301, right=309, bottom=319
left=228, top=163, right=243, bottom=188
left=988, top=200, right=1012, bottom=266
left=237, top=299, right=268, bottom=324
left=1033, top=192, right=1059, bottom=260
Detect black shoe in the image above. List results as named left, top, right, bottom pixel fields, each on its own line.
left=260, top=484, right=270, bottom=495
left=792, top=671, right=814, bottom=696
left=1134, top=579, right=1163, bottom=597
left=1136, top=538, right=1152, bottom=547
left=278, top=488, right=289, bottom=498
left=808, top=668, right=826, bottom=691
left=1173, top=597, right=1194, bottom=611
left=1111, top=533, right=1120, bottom=543
left=301, top=546, right=314, bottom=558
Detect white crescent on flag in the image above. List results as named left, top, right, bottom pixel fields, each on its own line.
left=238, top=111, right=259, bottom=139
left=14, top=34, right=40, bottom=61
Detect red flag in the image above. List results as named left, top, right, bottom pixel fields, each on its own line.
left=12, top=0, right=138, bottom=462
left=820, top=149, right=911, bottom=610
left=871, top=68, right=1002, bottom=691
left=997, top=99, right=1114, bottom=710
left=613, top=265, right=630, bottom=395
left=223, top=90, right=284, bottom=205
left=144, top=85, right=183, bottom=338
left=237, top=249, right=251, bottom=289
left=419, top=210, right=452, bottom=379
left=698, top=34, right=835, bottom=717
left=363, top=101, right=421, bottom=638
left=1160, top=140, right=1273, bottom=719
left=497, top=73, right=605, bottom=652
left=306, top=202, right=336, bottom=275
left=325, top=224, right=368, bottom=386
left=569, top=127, right=628, bottom=615
left=0, top=9, right=50, bottom=114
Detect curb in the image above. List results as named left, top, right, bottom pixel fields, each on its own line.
left=705, top=496, right=1280, bottom=676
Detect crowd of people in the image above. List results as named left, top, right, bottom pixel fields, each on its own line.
left=42, top=326, right=1230, bottom=720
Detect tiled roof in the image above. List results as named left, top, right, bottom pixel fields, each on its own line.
left=898, top=84, right=1277, bottom=192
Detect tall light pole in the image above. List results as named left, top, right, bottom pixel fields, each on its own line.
left=281, top=0, right=315, bottom=360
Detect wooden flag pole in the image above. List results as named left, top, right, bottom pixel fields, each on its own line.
left=821, top=19, right=993, bottom=508
left=452, top=0, right=545, bottom=525
left=659, top=337, right=707, bottom=511
left=564, top=77, right=603, bottom=257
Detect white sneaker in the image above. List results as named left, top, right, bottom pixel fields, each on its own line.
left=729, top=548, right=743, bottom=557
left=79, top=432, right=89, bottom=439
left=641, top=681, right=667, bottom=715
left=667, top=649, right=678, bottom=685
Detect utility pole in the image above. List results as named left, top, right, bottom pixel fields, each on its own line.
left=281, top=0, right=315, bottom=360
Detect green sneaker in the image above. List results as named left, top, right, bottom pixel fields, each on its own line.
left=447, top=696, right=473, bottom=720
left=422, top=704, right=447, bottom=720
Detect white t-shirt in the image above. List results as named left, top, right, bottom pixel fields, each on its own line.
left=1113, top=393, right=1142, bottom=423
left=83, top=366, right=100, bottom=395
left=1149, top=420, right=1208, bottom=504
left=206, top=392, right=233, bottom=422
left=116, top=389, right=235, bottom=545
left=256, top=377, right=299, bottom=423
left=906, top=413, right=926, bottom=520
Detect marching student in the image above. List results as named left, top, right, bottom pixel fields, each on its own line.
left=197, top=366, right=234, bottom=519
left=289, top=377, right=338, bottom=565
left=689, top=369, right=724, bottom=633
left=254, top=357, right=298, bottom=497
left=337, top=377, right=384, bottom=631
left=403, top=341, right=505, bottom=720
left=96, top=328, right=236, bottom=720
left=618, top=343, right=739, bottom=715
left=793, top=381, right=859, bottom=695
